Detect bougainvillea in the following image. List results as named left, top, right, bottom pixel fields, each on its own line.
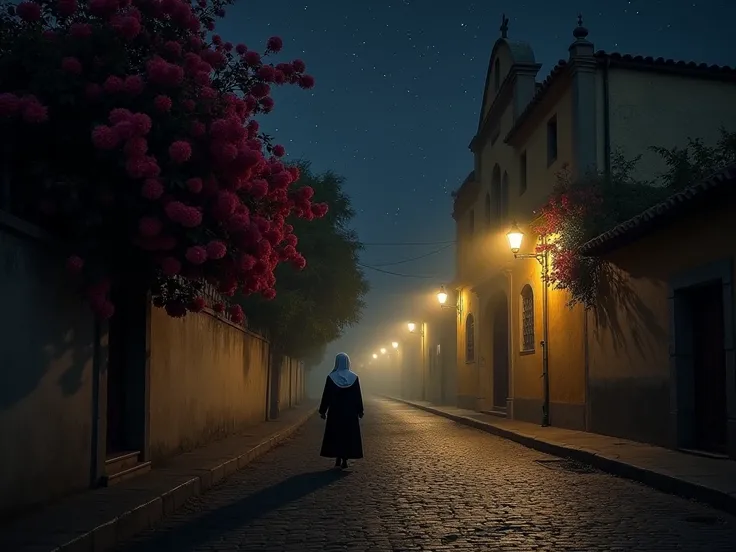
left=0, top=0, right=328, bottom=323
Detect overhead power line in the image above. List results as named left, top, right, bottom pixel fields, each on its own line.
left=357, top=262, right=438, bottom=279
left=361, top=239, right=455, bottom=247
left=369, top=243, right=454, bottom=267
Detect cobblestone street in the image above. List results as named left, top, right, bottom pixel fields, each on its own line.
left=117, top=399, right=736, bottom=551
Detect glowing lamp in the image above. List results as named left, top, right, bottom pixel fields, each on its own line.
left=380, top=348, right=387, bottom=354
left=391, top=341, right=399, bottom=349
left=407, top=322, right=416, bottom=333
left=507, top=222, right=524, bottom=254
left=437, top=285, right=448, bottom=305
left=372, top=353, right=378, bottom=359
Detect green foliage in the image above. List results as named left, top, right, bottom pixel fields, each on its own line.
left=238, top=162, right=369, bottom=359
left=536, top=128, right=736, bottom=309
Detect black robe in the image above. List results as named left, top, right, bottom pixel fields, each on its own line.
left=319, top=375, right=364, bottom=459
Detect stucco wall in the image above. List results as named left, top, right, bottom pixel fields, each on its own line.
left=607, top=69, right=736, bottom=182
left=587, top=195, right=736, bottom=446
left=149, top=307, right=270, bottom=461
left=0, top=220, right=100, bottom=516
left=278, top=356, right=305, bottom=410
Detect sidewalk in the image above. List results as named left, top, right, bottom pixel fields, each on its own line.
left=391, top=397, right=736, bottom=516
left=0, top=401, right=318, bottom=552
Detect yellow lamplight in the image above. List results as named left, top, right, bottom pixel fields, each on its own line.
left=407, top=322, right=416, bottom=333
left=507, top=222, right=524, bottom=254
left=380, top=348, right=386, bottom=354
left=437, top=285, right=449, bottom=305
left=372, top=353, right=378, bottom=359
left=391, top=341, right=399, bottom=349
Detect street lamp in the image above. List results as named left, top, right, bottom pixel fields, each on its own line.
left=372, top=353, right=378, bottom=359
left=506, top=221, right=550, bottom=427
left=391, top=341, right=399, bottom=349
left=380, top=347, right=387, bottom=354
left=436, top=284, right=460, bottom=313
left=407, top=322, right=416, bottom=333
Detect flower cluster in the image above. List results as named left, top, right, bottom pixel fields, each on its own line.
left=531, top=170, right=604, bottom=308
left=0, top=0, right=326, bottom=322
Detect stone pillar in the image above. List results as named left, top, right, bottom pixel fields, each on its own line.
left=568, top=17, right=598, bottom=179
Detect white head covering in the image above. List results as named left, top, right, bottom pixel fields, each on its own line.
left=328, top=352, right=358, bottom=388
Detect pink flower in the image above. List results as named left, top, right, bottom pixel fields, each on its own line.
left=124, top=136, right=148, bottom=157
left=0, top=93, right=20, bottom=117
left=70, top=22, right=92, bottom=38
left=169, top=140, right=192, bottom=163
left=292, top=254, right=307, bottom=270
left=103, top=76, right=124, bottom=94
left=235, top=43, right=247, bottom=55
left=189, top=296, right=206, bottom=312
left=292, top=59, right=306, bottom=72
left=262, top=288, right=276, bottom=300
left=272, top=144, right=285, bottom=157
left=22, top=100, right=48, bottom=124
left=266, top=36, right=283, bottom=53
left=182, top=99, right=195, bottom=111
left=138, top=216, right=162, bottom=237
left=251, top=82, right=269, bottom=99
left=153, top=95, right=172, bottom=112
left=91, top=125, right=119, bottom=150
left=160, top=257, right=181, bottom=276
left=243, top=51, right=261, bottom=66
left=185, top=246, right=207, bottom=265
left=56, top=0, right=78, bottom=17
left=259, top=97, right=274, bottom=112
left=179, top=207, right=202, bottom=228
left=108, top=108, right=132, bottom=124
left=190, top=121, right=206, bottom=137
left=131, top=113, right=152, bottom=135
left=298, top=74, right=315, bottom=89
left=141, top=178, right=164, bottom=199
left=16, top=1, right=41, bottom=22
left=257, top=65, right=275, bottom=82
left=85, top=83, right=102, bottom=101
left=229, top=304, right=244, bottom=324
left=113, top=121, right=135, bottom=140
left=115, top=15, right=141, bottom=40
left=163, top=40, right=182, bottom=58
left=186, top=177, right=203, bottom=193
left=124, top=75, right=145, bottom=95
left=65, top=255, right=84, bottom=274
left=206, top=240, right=227, bottom=259
left=213, top=302, right=225, bottom=313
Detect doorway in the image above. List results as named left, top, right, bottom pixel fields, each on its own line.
left=687, top=282, right=728, bottom=453
left=492, top=295, right=510, bottom=410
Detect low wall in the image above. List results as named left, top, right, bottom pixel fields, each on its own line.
left=149, top=308, right=272, bottom=461
left=0, top=217, right=101, bottom=516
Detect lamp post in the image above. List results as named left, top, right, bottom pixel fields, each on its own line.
left=506, top=222, right=550, bottom=427
left=407, top=321, right=426, bottom=401
left=436, top=285, right=461, bottom=313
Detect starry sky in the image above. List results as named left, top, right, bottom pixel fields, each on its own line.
left=220, top=0, right=736, bottom=373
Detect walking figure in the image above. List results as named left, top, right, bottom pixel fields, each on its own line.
left=319, top=352, right=364, bottom=469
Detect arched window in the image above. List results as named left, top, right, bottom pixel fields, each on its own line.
left=484, top=193, right=491, bottom=227
left=521, top=285, right=535, bottom=352
left=465, top=314, right=475, bottom=362
left=494, top=58, right=501, bottom=92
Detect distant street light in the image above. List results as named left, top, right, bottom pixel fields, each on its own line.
left=372, top=353, right=378, bottom=359
left=391, top=341, right=399, bottom=349
left=380, top=347, right=387, bottom=354
left=436, top=284, right=460, bottom=313
left=407, top=322, right=416, bottom=333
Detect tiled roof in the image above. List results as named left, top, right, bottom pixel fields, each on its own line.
left=579, top=163, right=736, bottom=256
left=504, top=52, right=736, bottom=144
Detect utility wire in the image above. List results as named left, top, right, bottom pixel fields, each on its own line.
left=357, top=262, right=438, bottom=279
left=369, top=243, right=454, bottom=267
left=361, top=239, right=455, bottom=247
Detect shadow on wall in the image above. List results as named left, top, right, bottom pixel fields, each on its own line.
left=0, top=225, right=99, bottom=515
left=592, top=262, right=666, bottom=357
left=119, top=469, right=351, bottom=551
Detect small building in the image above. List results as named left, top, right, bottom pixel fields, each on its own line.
left=581, top=164, right=736, bottom=458
left=452, top=14, right=736, bottom=430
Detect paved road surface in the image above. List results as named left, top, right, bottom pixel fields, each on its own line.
left=117, top=398, right=736, bottom=551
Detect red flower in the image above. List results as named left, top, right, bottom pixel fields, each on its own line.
left=189, top=296, right=206, bottom=312
left=160, top=257, right=181, bottom=276
left=16, top=1, right=41, bottom=22
left=291, top=59, right=306, bottom=72
left=206, top=240, right=227, bottom=259
left=61, top=57, right=82, bottom=75
left=103, top=76, right=124, bottom=94
left=138, top=216, right=162, bottom=237
left=141, top=178, right=164, bottom=199
left=56, top=0, right=78, bottom=17
left=244, top=51, right=261, bottom=66
left=65, top=255, right=84, bottom=274
left=272, top=144, right=285, bottom=157
left=213, top=302, right=225, bottom=314
left=266, top=36, right=284, bottom=53
left=186, top=177, right=203, bottom=193
left=153, top=95, right=172, bottom=112
left=185, top=246, right=207, bottom=265
left=91, top=126, right=119, bottom=150
left=124, top=75, right=145, bottom=95
left=298, top=75, right=315, bottom=89
left=168, top=141, right=192, bottom=163
left=22, top=100, right=48, bottom=124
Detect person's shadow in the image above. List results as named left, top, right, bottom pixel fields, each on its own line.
left=122, top=469, right=351, bottom=550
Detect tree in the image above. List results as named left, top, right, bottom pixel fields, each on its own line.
left=534, top=128, right=736, bottom=308
left=0, top=0, right=324, bottom=323
left=238, top=162, right=369, bottom=361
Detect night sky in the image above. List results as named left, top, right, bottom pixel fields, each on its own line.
left=220, top=0, right=735, bottom=372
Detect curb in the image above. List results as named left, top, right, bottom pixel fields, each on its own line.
left=390, top=397, right=736, bottom=517
left=54, top=407, right=318, bottom=552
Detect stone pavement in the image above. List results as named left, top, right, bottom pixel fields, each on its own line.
left=113, top=398, right=736, bottom=551
left=0, top=402, right=317, bottom=552
left=392, top=397, right=736, bottom=516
